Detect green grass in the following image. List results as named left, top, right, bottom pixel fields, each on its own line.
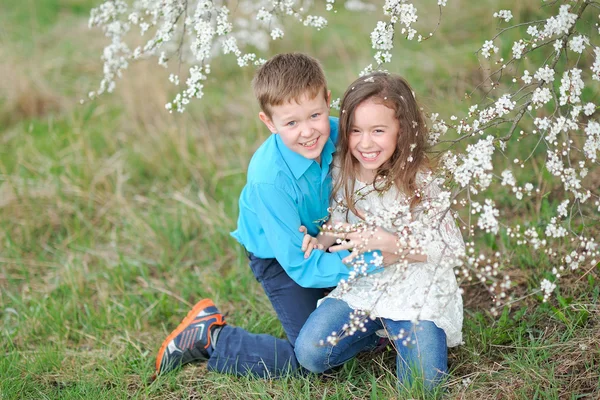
left=1, top=0, right=599, bottom=399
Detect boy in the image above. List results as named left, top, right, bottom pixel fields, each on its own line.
left=153, top=53, right=376, bottom=378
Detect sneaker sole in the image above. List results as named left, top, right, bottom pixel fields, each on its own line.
left=154, top=298, right=221, bottom=374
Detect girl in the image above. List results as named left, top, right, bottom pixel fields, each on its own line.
left=295, top=72, right=465, bottom=392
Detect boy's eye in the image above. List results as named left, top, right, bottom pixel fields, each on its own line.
left=311, top=113, right=320, bottom=119
left=287, top=121, right=297, bottom=127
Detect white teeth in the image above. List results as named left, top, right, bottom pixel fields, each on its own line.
left=361, top=152, right=379, bottom=159
left=302, top=138, right=317, bottom=147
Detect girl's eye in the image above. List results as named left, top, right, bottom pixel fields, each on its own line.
left=374, top=129, right=385, bottom=134
left=351, top=129, right=361, bottom=134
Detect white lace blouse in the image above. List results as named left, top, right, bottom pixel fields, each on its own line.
left=324, top=171, right=465, bottom=347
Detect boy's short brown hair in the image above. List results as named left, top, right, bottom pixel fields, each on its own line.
left=252, top=53, right=328, bottom=119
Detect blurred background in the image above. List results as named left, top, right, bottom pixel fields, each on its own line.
left=1, top=1, right=598, bottom=398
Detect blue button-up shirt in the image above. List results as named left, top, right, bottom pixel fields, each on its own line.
left=231, top=117, right=353, bottom=288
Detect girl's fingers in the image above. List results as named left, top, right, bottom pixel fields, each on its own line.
left=342, top=250, right=360, bottom=264
left=328, top=240, right=353, bottom=253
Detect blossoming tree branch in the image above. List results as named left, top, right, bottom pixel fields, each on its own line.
left=89, top=0, right=599, bottom=320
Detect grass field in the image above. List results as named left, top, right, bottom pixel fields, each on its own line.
left=1, top=0, right=599, bottom=399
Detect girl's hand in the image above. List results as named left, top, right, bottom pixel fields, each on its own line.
left=299, top=226, right=324, bottom=258
left=327, top=224, right=399, bottom=254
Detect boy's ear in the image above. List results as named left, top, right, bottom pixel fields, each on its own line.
left=327, top=90, right=332, bottom=108
left=258, top=112, right=278, bottom=134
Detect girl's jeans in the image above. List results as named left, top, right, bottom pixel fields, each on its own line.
left=294, top=298, right=449, bottom=390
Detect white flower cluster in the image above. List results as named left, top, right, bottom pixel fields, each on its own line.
left=592, top=47, right=600, bottom=81
left=545, top=217, right=568, bottom=238
left=557, top=199, right=569, bottom=218
left=428, top=112, right=448, bottom=146
left=540, top=5, right=577, bottom=39
left=568, top=35, right=589, bottom=53
left=90, top=0, right=360, bottom=111
left=583, top=121, right=600, bottom=163
left=474, top=199, right=500, bottom=234
left=522, top=227, right=547, bottom=250
left=531, top=87, right=552, bottom=108
left=493, top=10, right=513, bottom=22
left=540, top=278, right=556, bottom=302
left=481, top=40, right=499, bottom=59
left=303, top=15, right=328, bottom=30
left=453, top=136, right=495, bottom=191
left=534, top=65, right=555, bottom=83
left=559, top=68, right=584, bottom=106
left=512, top=40, right=526, bottom=59
left=499, top=169, right=535, bottom=200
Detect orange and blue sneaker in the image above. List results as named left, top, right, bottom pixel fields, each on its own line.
left=153, top=298, right=226, bottom=378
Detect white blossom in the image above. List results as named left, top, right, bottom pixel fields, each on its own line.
left=557, top=199, right=569, bottom=218
left=545, top=217, right=568, bottom=238
left=534, top=65, right=555, bottom=83
left=478, top=199, right=500, bottom=234
left=512, top=40, right=526, bottom=59
left=583, top=121, right=600, bottom=163
left=501, top=170, right=516, bottom=187
left=583, top=103, right=596, bottom=116
left=481, top=40, right=499, bottom=58
left=568, top=35, right=589, bottom=53
left=540, top=278, right=556, bottom=302
left=453, top=136, right=495, bottom=189
left=532, top=87, right=552, bottom=108
left=541, top=5, right=577, bottom=38
left=592, top=47, right=600, bottom=81
left=559, top=68, right=584, bottom=106
left=493, top=10, right=513, bottom=23
left=270, top=28, right=284, bottom=40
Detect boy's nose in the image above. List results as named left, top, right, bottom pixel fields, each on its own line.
left=300, top=126, right=316, bottom=137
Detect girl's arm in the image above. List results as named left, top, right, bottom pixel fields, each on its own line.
left=327, top=226, right=427, bottom=264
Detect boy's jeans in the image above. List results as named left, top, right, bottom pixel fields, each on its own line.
left=206, top=253, right=327, bottom=377
left=294, top=298, right=448, bottom=390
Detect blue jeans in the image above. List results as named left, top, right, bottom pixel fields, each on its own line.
left=206, top=253, right=327, bottom=377
left=295, top=298, right=448, bottom=390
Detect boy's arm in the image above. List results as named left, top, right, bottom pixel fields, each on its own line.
left=252, top=183, right=351, bottom=288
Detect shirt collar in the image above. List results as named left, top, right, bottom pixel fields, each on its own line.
left=276, top=134, right=315, bottom=179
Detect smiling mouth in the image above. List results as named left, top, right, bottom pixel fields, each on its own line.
left=301, top=138, right=318, bottom=147
left=359, top=151, right=380, bottom=160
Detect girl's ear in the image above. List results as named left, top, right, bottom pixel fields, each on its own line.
left=258, top=112, right=278, bottom=133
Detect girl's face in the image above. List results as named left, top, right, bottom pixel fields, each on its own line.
left=348, top=98, right=400, bottom=182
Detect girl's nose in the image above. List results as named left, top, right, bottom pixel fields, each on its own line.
left=359, top=133, right=373, bottom=148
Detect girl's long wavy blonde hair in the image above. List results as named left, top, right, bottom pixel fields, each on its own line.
left=333, top=72, right=430, bottom=218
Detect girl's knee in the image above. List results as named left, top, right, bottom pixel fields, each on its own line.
left=294, top=335, right=330, bottom=374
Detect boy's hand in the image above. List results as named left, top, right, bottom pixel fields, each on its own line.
left=299, top=226, right=324, bottom=259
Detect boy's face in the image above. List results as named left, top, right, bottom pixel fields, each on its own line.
left=259, top=91, right=331, bottom=163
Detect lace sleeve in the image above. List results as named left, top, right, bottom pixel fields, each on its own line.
left=417, top=178, right=466, bottom=266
